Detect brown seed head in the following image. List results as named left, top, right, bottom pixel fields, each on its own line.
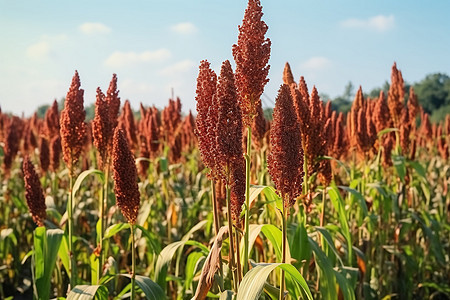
left=112, top=128, right=140, bottom=224
left=39, top=136, right=50, bottom=173
left=92, top=87, right=112, bottom=169
left=387, top=62, right=405, bottom=127
left=215, top=60, right=244, bottom=181
left=118, top=100, right=137, bottom=151
left=268, top=84, right=304, bottom=207
left=232, top=0, right=271, bottom=127
left=282, top=62, right=295, bottom=86
left=60, top=71, right=87, bottom=174
left=373, top=90, right=391, bottom=133
left=23, top=156, right=47, bottom=226
left=49, top=135, right=61, bottom=172
left=3, top=116, right=22, bottom=174
left=43, top=100, right=60, bottom=139
left=251, top=102, right=268, bottom=151
left=230, top=156, right=246, bottom=223
left=106, top=74, right=121, bottom=130
left=437, top=124, right=449, bottom=160
left=195, top=60, right=218, bottom=179
left=407, top=86, right=419, bottom=127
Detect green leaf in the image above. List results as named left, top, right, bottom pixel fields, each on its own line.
left=308, top=237, right=338, bottom=300
left=34, top=227, right=64, bottom=300
left=103, top=223, right=130, bottom=240
left=327, top=184, right=353, bottom=265
left=67, top=285, right=108, bottom=300
left=392, top=154, right=406, bottom=182
left=236, top=263, right=313, bottom=300
left=135, top=224, right=161, bottom=254
left=315, top=227, right=344, bottom=266
left=377, top=127, right=398, bottom=137
left=72, top=169, right=104, bottom=201
left=155, top=220, right=207, bottom=289
left=184, top=251, right=205, bottom=290
left=120, top=274, right=166, bottom=300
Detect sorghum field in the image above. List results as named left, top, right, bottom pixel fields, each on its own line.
left=1, top=1, right=449, bottom=300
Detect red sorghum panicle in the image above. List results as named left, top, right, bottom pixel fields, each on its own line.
left=60, top=71, right=87, bottom=174
left=39, top=136, right=50, bottom=173
left=407, top=87, right=419, bottom=126
left=387, top=62, right=405, bottom=127
left=437, top=124, right=449, bottom=160
left=230, top=156, right=246, bottom=223
left=162, top=98, right=182, bottom=143
left=251, top=102, right=268, bottom=151
left=43, top=100, right=60, bottom=139
left=112, top=128, right=140, bottom=224
left=3, top=116, right=22, bottom=174
left=282, top=62, right=295, bottom=86
left=23, top=156, right=47, bottom=226
left=92, top=87, right=111, bottom=170
left=382, top=133, right=395, bottom=167
left=49, top=135, right=61, bottom=172
left=106, top=74, right=121, bottom=130
left=118, top=100, right=138, bottom=151
left=268, top=84, right=304, bottom=207
left=195, top=60, right=218, bottom=179
left=181, top=111, right=196, bottom=152
left=215, top=60, right=243, bottom=175
left=232, top=0, right=271, bottom=127
left=373, top=90, right=391, bottom=133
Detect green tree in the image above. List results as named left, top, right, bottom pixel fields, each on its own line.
left=414, top=73, right=450, bottom=113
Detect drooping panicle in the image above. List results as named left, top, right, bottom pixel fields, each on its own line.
left=195, top=60, right=218, bottom=178
left=232, top=0, right=271, bottom=127
left=60, top=71, right=87, bottom=173
left=23, top=156, right=47, bottom=226
left=268, top=84, right=304, bottom=207
left=112, top=128, right=140, bottom=224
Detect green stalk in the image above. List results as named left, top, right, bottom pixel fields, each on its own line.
left=211, top=180, right=224, bottom=290
left=226, top=184, right=238, bottom=292
left=130, top=224, right=136, bottom=300
left=243, top=125, right=252, bottom=275
left=97, top=165, right=109, bottom=284
left=68, top=169, right=75, bottom=289
left=279, top=202, right=287, bottom=300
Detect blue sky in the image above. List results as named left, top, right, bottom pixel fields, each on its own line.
left=1, top=0, right=449, bottom=116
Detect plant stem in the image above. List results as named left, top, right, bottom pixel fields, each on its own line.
left=235, top=227, right=242, bottom=283
left=211, top=180, right=224, bottom=290
left=68, top=171, right=75, bottom=289
left=97, top=165, right=109, bottom=284
left=226, top=184, right=238, bottom=292
left=243, top=125, right=252, bottom=275
left=279, top=202, right=287, bottom=300
left=131, top=224, right=136, bottom=300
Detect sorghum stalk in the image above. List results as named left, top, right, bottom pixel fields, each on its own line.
left=243, top=125, right=252, bottom=275
left=131, top=224, right=136, bottom=300
left=68, top=166, right=75, bottom=288
left=211, top=180, right=224, bottom=289
left=279, top=202, right=287, bottom=300
left=226, top=183, right=238, bottom=292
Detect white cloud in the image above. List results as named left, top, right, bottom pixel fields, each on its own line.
left=26, top=34, right=69, bottom=60
left=121, top=79, right=155, bottom=94
left=104, top=49, right=171, bottom=67
left=340, top=15, right=395, bottom=32
left=161, top=60, right=196, bottom=75
left=79, top=22, right=112, bottom=35
left=300, top=56, right=331, bottom=71
left=170, top=22, right=197, bottom=35
left=26, top=41, right=51, bottom=60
